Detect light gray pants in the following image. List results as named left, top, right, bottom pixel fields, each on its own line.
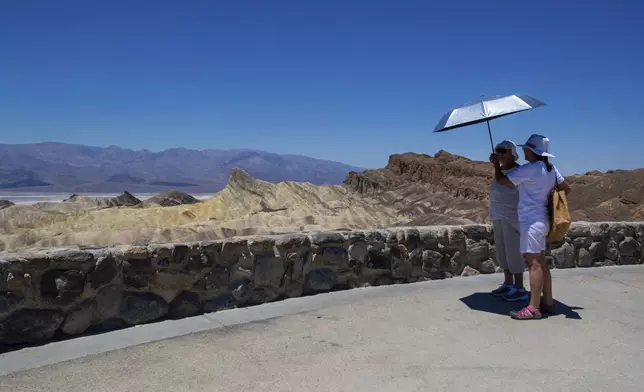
left=492, top=219, right=524, bottom=274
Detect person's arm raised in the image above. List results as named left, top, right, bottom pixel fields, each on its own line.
left=489, top=154, right=514, bottom=186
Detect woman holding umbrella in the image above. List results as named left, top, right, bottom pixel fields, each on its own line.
left=490, top=134, right=571, bottom=320
left=488, top=140, right=528, bottom=302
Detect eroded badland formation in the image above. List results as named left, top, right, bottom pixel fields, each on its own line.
left=1, top=151, right=642, bottom=253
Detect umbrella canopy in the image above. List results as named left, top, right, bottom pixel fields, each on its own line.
left=433, top=94, right=546, bottom=133
left=433, top=94, right=546, bottom=150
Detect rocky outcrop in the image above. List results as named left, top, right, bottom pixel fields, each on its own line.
left=346, top=153, right=644, bottom=223
left=565, top=169, right=644, bottom=221
left=0, top=200, right=14, bottom=210
left=345, top=152, right=492, bottom=199
left=344, top=152, right=492, bottom=225
left=63, top=192, right=142, bottom=208
left=1, top=221, right=641, bottom=347
left=144, top=191, right=202, bottom=207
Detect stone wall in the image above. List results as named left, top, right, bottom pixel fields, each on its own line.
left=1, top=222, right=642, bottom=346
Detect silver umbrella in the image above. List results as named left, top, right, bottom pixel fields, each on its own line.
left=433, top=94, right=546, bottom=151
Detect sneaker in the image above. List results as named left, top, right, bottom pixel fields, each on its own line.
left=491, top=283, right=513, bottom=297
left=510, top=305, right=542, bottom=320
left=503, top=287, right=529, bottom=302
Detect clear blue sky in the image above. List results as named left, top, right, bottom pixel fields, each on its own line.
left=1, top=0, right=643, bottom=175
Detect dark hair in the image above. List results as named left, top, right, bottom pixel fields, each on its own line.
left=537, top=155, right=553, bottom=172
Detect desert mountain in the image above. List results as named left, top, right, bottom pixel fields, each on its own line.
left=0, top=167, right=404, bottom=251
left=144, top=190, right=202, bottom=207
left=345, top=151, right=492, bottom=225
left=0, top=142, right=364, bottom=192
left=63, top=191, right=142, bottom=208
left=345, top=151, right=644, bottom=223
left=0, top=151, right=642, bottom=252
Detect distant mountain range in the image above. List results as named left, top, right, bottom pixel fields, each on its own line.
left=0, top=142, right=365, bottom=192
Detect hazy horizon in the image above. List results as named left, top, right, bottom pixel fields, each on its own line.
left=0, top=192, right=215, bottom=206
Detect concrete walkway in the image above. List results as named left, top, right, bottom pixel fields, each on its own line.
left=1, top=266, right=643, bottom=392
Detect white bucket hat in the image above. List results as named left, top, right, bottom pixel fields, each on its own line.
left=495, top=140, right=519, bottom=161
left=518, top=134, right=555, bottom=158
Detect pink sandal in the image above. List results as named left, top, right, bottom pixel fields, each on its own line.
left=510, top=305, right=542, bottom=320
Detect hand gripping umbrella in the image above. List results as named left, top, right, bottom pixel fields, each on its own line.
left=433, top=94, right=546, bottom=151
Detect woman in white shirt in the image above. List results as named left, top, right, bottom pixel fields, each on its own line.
left=491, top=134, right=571, bottom=320
left=488, top=140, right=528, bottom=302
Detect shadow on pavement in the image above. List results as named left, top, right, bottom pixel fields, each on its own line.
left=459, top=292, right=584, bottom=319
left=0, top=322, right=124, bottom=355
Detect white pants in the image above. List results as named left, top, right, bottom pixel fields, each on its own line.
left=492, top=219, right=524, bottom=274
left=519, top=221, right=549, bottom=254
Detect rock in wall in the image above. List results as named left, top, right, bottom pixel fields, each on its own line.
left=1, top=222, right=642, bottom=346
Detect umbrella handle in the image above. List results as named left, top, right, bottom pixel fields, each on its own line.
left=486, top=121, right=495, bottom=152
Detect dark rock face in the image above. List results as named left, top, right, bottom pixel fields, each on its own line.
left=193, top=266, right=229, bottom=292
left=422, top=250, right=444, bottom=279
left=552, top=243, right=575, bottom=268
left=61, top=300, right=96, bottom=335
left=618, top=237, right=640, bottom=265
left=145, top=191, right=201, bottom=207
left=0, top=199, right=15, bottom=210
left=0, top=291, right=24, bottom=314
left=577, top=248, right=593, bottom=267
left=95, top=285, right=123, bottom=320
left=203, top=295, right=235, bottom=313
left=122, top=260, right=153, bottom=289
left=63, top=191, right=141, bottom=207
left=0, top=221, right=641, bottom=347
left=88, top=254, right=120, bottom=289
left=463, top=239, right=490, bottom=271
left=310, top=232, right=345, bottom=247
left=304, top=269, right=337, bottom=292
left=120, top=292, right=169, bottom=325
left=0, top=309, right=65, bottom=345
left=112, top=191, right=142, bottom=206
left=253, top=255, right=283, bottom=289
left=168, top=291, right=201, bottom=319
left=40, top=269, right=86, bottom=304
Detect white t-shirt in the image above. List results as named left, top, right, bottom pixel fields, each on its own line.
left=489, top=166, right=519, bottom=228
left=506, top=161, right=565, bottom=226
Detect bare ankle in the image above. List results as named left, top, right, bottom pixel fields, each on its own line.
left=541, top=297, right=554, bottom=306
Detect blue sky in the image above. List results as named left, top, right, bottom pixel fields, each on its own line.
left=1, top=0, right=643, bottom=175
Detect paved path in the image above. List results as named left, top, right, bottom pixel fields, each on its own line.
left=1, top=266, right=643, bottom=392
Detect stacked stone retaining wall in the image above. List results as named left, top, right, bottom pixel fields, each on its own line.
left=1, top=222, right=642, bottom=346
